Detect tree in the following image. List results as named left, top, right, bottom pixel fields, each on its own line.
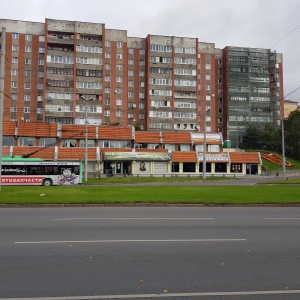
left=243, top=123, right=262, bottom=149
left=262, top=122, right=281, bottom=151
left=284, top=110, right=300, bottom=160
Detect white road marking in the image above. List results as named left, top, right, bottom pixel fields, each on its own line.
left=15, top=238, right=246, bottom=244
left=2, top=289, right=300, bottom=299
left=265, top=218, right=300, bottom=220
left=53, top=217, right=214, bottom=220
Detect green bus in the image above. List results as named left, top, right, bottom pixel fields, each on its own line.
left=1, top=156, right=83, bottom=186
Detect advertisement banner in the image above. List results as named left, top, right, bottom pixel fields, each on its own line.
left=154, top=162, right=168, bottom=173
left=135, top=161, right=150, bottom=173
left=191, top=133, right=222, bottom=144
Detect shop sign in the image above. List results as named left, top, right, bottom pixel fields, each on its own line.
left=197, top=153, right=229, bottom=162
left=104, top=152, right=171, bottom=161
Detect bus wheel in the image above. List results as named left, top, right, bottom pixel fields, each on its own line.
left=43, top=179, right=53, bottom=186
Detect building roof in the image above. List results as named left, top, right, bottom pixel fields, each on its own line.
left=135, top=131, right=161, bottom=143
left=229, top=152, right=261, bottom=163
left=162, top=132, right=191, bottom=144
left=172, top=151, right=197, bottom=162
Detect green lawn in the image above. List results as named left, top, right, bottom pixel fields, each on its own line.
left=0, top=184, right=299, bottom=205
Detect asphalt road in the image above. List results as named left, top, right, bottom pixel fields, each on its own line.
left=0, top=207, right=300, bottom=299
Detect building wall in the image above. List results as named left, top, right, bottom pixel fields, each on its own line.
left=0, top=18, right=284, bottom=140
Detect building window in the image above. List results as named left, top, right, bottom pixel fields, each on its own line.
left=25, top=58, right=32, bottom=64
left=25, top=70, right=31, bottom=77
left=116, top=110, right=122, bottom=118
left=24, top=94, right=31, bottom=101
left=19, top=137, right=36, bottom=146
left=11, top=69, right=18, bottom=76
left=25, top=46, right=32, bottom=52
left=117, top=53, right=123, bottom=59
left=12, top=45, right=19, bottom=52
left=105, top=41, right=111, bottom=47
left=128, top=91, right=134, bottom=98
left=11, top=93, right=17, bottom=100
left=117, top=42, right=123, bottom=48
left=24, top=107, right=30, bottom=113
left=11, top=81, right=17, bottom=88
left=179, top=144, right=190, bottom=151
left=12, top=33, right=19, bottom=40
left=25, top=34, right=32, bottom=41
left=12, top=57, right=18, bottom=64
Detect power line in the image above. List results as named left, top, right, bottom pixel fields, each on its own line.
left=270, top=23, right=300, bottom=49
left=282, top=85, right=300, bottom=100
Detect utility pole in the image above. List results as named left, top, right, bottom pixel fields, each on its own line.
left=0, top=27, right=6, bottom=192
left=281, top=119, right=286, bottom=177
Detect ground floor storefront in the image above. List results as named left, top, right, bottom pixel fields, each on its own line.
left=91, top=151, right=261, bottom=177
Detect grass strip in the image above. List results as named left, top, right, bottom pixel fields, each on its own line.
left=0, top=185, right=299, bottom=205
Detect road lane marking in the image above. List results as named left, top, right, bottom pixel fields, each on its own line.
left=53, top=218, right=215, bottom=221
left=2, top=289, right=300, bottom=299
left=15, top=238, right=246, bottom=244
left=265, top=218, right=300, bottom=220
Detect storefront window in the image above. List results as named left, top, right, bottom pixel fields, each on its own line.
left=231, top=163, right=242, bottom=173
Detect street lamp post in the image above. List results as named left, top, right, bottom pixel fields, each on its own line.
left=281, top=119, right=286, bottom=177
left=0, top=27, right=6, bottom=192
left=202, top=118, right=207, bottom=180
left=202, top=108, right=211, bottom=180
left=80, top=96, right=93, bottom=182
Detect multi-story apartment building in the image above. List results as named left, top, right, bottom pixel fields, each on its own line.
left=0, top=18, right=284, bottom=147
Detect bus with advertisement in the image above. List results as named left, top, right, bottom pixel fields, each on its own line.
left=0, top=156, right=83, bottom=186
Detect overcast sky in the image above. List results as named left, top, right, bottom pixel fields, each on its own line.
left=1, top=0, right=300, bottom=103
